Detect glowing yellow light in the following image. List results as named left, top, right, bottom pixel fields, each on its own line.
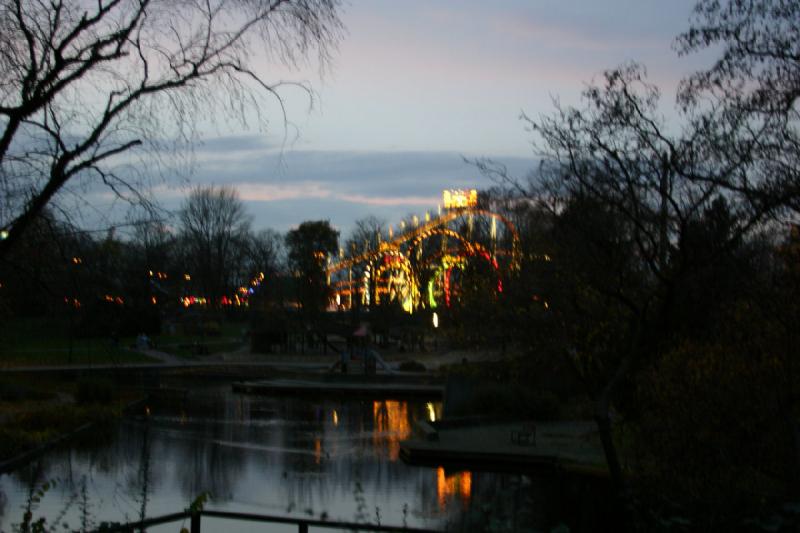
left=333, top=410, right=339, bottom=426
left=426, top=402, right=436, bottom=422
left=442, top=189, right=477, bottom=209
left=151, top=296, right=157, bottom=305
left=148, top=270, right=153, bottom=277
left=184, top=273, right=191, bottom=281
left=432, top=312, right=439, bottom=329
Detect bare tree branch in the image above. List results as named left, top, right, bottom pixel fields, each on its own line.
left=0, top=0, right=343, bottom=257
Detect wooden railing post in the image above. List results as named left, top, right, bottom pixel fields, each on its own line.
left=190, top=512, right=201, bottom=533
left=86, top=508, right=442, bottom=533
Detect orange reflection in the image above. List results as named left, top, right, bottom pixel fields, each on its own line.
left=436, top=467, right=472, bottom=510
left=314, top=437, right=322, bottom=465
left=372, top=400, right=411, bottom=460
left=460, top=471, right=472, bottom=502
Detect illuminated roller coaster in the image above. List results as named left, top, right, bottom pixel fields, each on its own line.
left=327, top=190, right=520, bottom=314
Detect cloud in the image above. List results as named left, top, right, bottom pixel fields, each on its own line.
left=235, top=182, right=331, bottom=202
left=66, top=139, right=536, bottom=236
left=335, top=193, right=439, bottom=207
left=195, top=135, right=273, bottom=153
left=171, top=144, right=533, bottom=233
left=213, top=148, right=533, bottom=233
left=231, top=181, right=439, bottom=208
left=186, top=144, right=533, bottom=200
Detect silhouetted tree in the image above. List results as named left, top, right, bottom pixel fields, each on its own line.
left=244, top=229, right=283, bottom=283
left=285, top=220, right=338, bottom=319
left=346, top=216, right=387, bottom=258
left=0, top=0, right=342, bottom=259
left=178, top=185, right=251, bottom=308
left=0, top=209, right=75, bottom=316
left=483, top=62, right=799, bottom=513
left=676, top=0, right=800, bottom=216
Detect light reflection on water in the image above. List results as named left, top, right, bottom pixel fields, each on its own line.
left=0, top=387, right=467, bottom=531
left=372, top=400, right=411, bottom=461
left=436, top=468, right=471, bottom=512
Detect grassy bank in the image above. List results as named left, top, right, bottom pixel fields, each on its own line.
left=0, top=318, right=157, bottom=368
left=0, top=377, right=139, bottom=463
left=153, top=321, right=246, bottom=358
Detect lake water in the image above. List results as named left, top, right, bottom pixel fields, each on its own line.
left=0, top=383, right=608, bottom=532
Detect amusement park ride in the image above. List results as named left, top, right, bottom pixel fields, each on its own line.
left=327, top=189, right=520, bottom=314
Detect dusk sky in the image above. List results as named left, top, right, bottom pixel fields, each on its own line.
left=117, top=0, right=714, bottom=237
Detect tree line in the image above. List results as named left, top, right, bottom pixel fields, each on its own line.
left=466, top=0, right=800, bottom=528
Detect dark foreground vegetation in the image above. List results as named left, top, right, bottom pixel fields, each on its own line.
left=466, top=1, right=800, bottom=529
left=0, top=376, right=133, bottom=463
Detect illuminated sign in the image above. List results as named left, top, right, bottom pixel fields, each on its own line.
left=442, top=189, right=477, bottom=209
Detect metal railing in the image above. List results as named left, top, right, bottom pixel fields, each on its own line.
left=90, top=509, right=441, bottom=533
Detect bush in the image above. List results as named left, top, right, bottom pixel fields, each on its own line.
left=520, top=388, right=561, bottom=420
left=633, top=340, right=794, bottom=527
left=0, top=427, right=46, bottom=459
left=204, top=321, right=221, bottom=336
left=0, top=404, right=117, bottom=461
left=0, top=381, right=54, bottom=402
left=398, top=360, right=426, bottom=372
left=251, top=312, right=288, bottom=353
left=75, top=378, right=114, bottom=405
left=450, top=382, right=560, bottom=420
left=181, top=317, right=221, bottom=337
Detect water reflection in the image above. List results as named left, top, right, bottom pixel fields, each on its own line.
left=372, top=400, right=410, bottom=460
left=436, top=468, right=471, bottom=511
left=0, top=388, right=450, bottom=531
left=0, top=386, right=611, bottom=532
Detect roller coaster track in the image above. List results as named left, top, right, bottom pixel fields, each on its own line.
left=326, top=207, right=520, bottom=313
left=327, top=208, right=520, bottom=274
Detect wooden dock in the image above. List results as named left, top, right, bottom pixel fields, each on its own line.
left=233, top=377, right=445, bottom=398
left=400, top=419, right=609, bottom=477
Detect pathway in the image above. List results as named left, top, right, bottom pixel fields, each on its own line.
left=401, top=420, right=607, bottom=475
